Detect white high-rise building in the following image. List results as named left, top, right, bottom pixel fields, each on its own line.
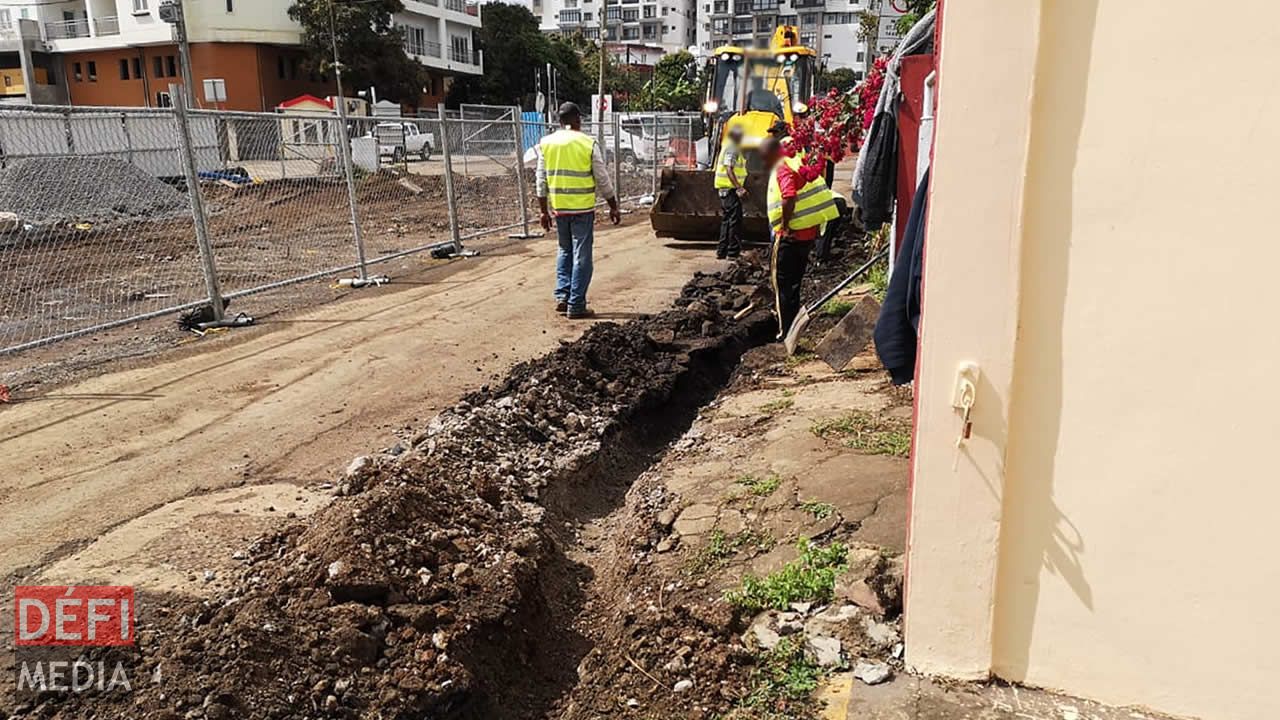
left=694, top=1, right=904, bottom=80
left=536, top=0, right=698, bottom=54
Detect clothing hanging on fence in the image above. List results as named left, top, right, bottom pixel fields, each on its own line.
left=874, top=167, right=929, bottom=386
left=851, top=9, right=936, bottom=232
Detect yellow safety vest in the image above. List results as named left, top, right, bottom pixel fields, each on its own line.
left=767, top=156, right=840, bottom=234
left=714, top=142, right=747, bottom=190
left=541, top=129, right=597, bottom=213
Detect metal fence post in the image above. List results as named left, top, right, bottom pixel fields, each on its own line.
left=612, top=112, right=621, bottom=205
left=510, top=106, right=537, bottom=238
left=172, top=85, right=226, bottom=323
left=437, top=105, right=463, bottom=253
left=332, top=99, right=372, bottom=283
left=650, top=116, right=658, bottom=198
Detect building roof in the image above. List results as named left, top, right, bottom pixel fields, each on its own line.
left=277, top=94, right=334, bottom=111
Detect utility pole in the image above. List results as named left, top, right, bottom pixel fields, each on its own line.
left=160, top=0, right=197, bottom=107
left=596, top=0, right=608, bottom=143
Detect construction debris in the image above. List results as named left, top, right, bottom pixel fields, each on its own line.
left=0, top=157, right=187, bottom=226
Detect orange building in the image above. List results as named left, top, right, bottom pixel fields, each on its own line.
left=60, top=43, right=332, bottom=111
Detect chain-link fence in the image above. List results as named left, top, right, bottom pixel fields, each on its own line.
left=0, top=98, right=706, bottom=357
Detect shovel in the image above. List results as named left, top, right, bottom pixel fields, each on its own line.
left=783, top=248, right=890, bottom=355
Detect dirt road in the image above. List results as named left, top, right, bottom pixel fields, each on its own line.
left=0, top=221, right=714, bottom=587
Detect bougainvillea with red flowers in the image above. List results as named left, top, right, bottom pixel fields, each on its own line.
left=785, top=55, right=888, bottom=174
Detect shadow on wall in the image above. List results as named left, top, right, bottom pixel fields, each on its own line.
left=990, top=0, right=1100, bottom=682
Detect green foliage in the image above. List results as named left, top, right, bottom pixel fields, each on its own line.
left=812, top=410, right=911, bottom=458
left=686, top=528, right=777, bottom=576
left=726, top=540, right=848, bottom=612
left=739, top=637, right=825, bottom=717
left=758, top=397, right=795, bottom=415
left=736, top=473, right=783, bottom=497
left=289, top=0, right=426, bottom=103
left=446, top=4, right=590, bottom=107
left=630, top=50, right=704, bottom=111
left=867, top=263, right=889, bottom=303
left=896, top=0, right=937, bottom=35
left=820, top=298, right=856, bottom=318
left=817, top=67, right=860, bottom=94
left=799, top=500, right=836, bottom=520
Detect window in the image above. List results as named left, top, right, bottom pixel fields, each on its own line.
left=622, top=26, right=639, bottom=39
left=153, top=56, right=164, bottom=78
left=642, top=24, right=656, bottom=38
left=823, top=12, right=854, bottom=24
left=856, top=50, right=864, bottom=62
left=119, top=59, right=130, bottom=80
left=87, top=61, right=97, bottom=81
left=559, top=8, right=580, bottom=23
left=3, top=76, right=11, bottom=88
left=732, top=17, right=751, bottom=33
left=712, top=0, right=727, bottom=12
left=132, top=0, right=149, bottom=13
left=73, top=62, right=82, bottom=81
left=583, top=12, right=592, bottom=21
left=643, top=4, right=655, bottom=17
left=132, top=58, right=142, bottom=78
left=752, top=0, right=778, bottom=9
left=622, top=8, right=638, bottom=20
left=711, top=17, right=728, bottom=33
left=0, top=9, right=10, bottom=27
left=734, top=0, right=749, bottom=14
left=226, top=0, right=233, bottom=10
left=20, top=8, right=29, bottom=20
left=166, top=55, right=177, bottom=77
left=756, top=15, right=775, bottom=31
left=155, top=91, right=172, bottom=108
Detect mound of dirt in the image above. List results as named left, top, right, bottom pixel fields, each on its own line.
left=25, top=263, right=774, bottom=720
left=0, top=157, right=188, bottom=226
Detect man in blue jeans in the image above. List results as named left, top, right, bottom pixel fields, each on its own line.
left=536, top=102, right=621, bottom=319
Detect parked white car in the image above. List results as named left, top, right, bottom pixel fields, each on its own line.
left=369, top=122, right=434, bottom=162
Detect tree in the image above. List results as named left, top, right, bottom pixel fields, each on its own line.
left=447, top=3, right=590, bottom=108
left=289, top=0, right=427, bottom=103
left=895, top=0, right=936, bottom=35
left=629, top=50, right=702, bottom=111
left=817, top=67, right=860, bottom=95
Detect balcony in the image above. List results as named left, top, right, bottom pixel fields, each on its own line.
left=45, top=18, right=90, bottom=40
left=405, top=37, right=443, bottom=58
left=794, top=0, right=825, bottom=6
left=93, top=15, right=120, bottom=37
left=449, top=47, right=479, bottom=65
left=444, top=0, right=465, bottom=12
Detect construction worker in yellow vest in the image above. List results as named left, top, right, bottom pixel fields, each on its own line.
left=714, top=124, right=748, bottom=259
left=761, top=136, right=841, bottom=338
left=536, top=102, right=621, bottom=320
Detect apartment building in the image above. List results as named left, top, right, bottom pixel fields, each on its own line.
left=537, top=0, right=697, bottom=53
left=0, top=0, right=481, bottom=111
left=695, top=0, right=904, bottom=80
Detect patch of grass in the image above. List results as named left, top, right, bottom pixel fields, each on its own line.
left=685, top=529, right=777, bottom=576
left=867, top=262, right=889, bottom=303
left=736, top=473, right=783, bottom=497
left=725, top=539, right=848, bottom=613
left=758, top=397, right=795, bottom=415
left=811, top=410, right=911, bottom=458
left=783, top=350, right=816, bottom=368
left=738, top=636, right=825, bottom=718
left=799, top=500, right=836, bottom=520
left=820, top=297, right=856, bottom=318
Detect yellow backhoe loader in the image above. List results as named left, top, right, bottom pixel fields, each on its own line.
left=650, top=26, right=818, bottom=241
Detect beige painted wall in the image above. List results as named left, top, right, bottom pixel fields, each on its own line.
left=907, top=2, right=1280, bottom=719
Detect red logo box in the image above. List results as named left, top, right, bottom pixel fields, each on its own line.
left=14, top=586, right=135, bottom=647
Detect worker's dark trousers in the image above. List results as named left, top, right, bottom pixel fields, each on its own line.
left=771, top=235, right=812, bottom=339
left=717, top=191, right=743, bottom=257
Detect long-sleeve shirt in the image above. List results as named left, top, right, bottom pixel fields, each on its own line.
left=535, top=130, right=616, bottom=214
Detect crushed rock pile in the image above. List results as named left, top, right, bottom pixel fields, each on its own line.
left=26, top=263, right=773, bottom=720
left=0, top=156, right=188, bottom=226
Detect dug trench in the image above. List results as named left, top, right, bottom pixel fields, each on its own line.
left=20, top=259, right=790, bottom=719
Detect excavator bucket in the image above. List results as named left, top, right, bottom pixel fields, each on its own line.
left=649, top=167, right=773, bottom=242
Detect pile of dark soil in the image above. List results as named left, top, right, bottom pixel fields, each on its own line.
left=22, top=264, right=774, bottom=720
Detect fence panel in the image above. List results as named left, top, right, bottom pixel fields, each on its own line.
left=0, top=107, right=209, bottom=354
